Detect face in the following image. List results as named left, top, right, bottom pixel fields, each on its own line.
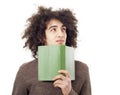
left=45, top=19, right=67, bottom=45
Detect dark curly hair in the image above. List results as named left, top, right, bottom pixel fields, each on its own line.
left=22, top=6, right=78, bottom=58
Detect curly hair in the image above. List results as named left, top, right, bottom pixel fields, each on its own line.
left=22, top=6, right=78, bottom=58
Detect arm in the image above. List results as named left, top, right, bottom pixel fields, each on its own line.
left=69, top=88, right=78, bottom=95
left=67, top=70, right=92, bottom=95
left=12, top=66, right=28, bottom=95
left=80, top=66, right=91, bottom=95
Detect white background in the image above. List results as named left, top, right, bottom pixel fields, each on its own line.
left=0, top=0, right=120, bottom=95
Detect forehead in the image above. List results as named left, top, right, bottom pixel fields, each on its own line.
left=46, top=19, right=64, bottom=28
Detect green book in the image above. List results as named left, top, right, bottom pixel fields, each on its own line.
left=38, top=45, right=75, bottom=81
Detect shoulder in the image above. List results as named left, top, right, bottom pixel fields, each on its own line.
left=75, top=60, right=89, bottom=70
left=75, top=60, right=89, bottom=77
left=19, top=59, right=38, bottom=72
left=16, top=59, right=38, bottom=79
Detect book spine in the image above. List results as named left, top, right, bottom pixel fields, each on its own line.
left=60, top=45, right=66, bottom=70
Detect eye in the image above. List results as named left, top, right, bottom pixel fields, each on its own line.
left=62, top=27, right=66, bottom=32
left=50, top=28, right=56, bottom=32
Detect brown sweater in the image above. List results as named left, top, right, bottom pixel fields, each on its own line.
left=12, top=59, right=91, bottom=95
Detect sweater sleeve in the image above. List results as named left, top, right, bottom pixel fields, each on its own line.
left=69, top=62, right=91, bottom=95
left=69, top=88, right=78, bottom=95
left=12, top=66, right=28, bottom=95
left=80, top=65, right=91, bottom=95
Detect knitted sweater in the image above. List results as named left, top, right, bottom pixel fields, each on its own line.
left=12, top=59, right=91, bottom=95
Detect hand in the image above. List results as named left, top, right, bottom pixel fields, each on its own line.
left=53, top=70, right=72, bottom=95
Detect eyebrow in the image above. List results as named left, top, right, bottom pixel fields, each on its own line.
left=48, top=25, right=66, bottom=30
left=48, top=25, right=57, bottom=30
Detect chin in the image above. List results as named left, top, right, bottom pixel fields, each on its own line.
left=57, top=43, right=65, bottom=45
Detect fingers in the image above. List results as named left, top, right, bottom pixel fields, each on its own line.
left=53, top=70, right=72, bottom=95
left=53, top=74, right=65, bottom=81
left=58, top=70, right=71, bottom=78
left=53, top=79, right=63, bottom=87
left=53, top=70, right=71, bottom=81
left=53, top=75, right=71, bottom=88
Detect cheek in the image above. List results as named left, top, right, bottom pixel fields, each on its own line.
left=46, top=34, right=55, bottom=42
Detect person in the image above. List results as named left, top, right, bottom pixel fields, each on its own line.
left=12, top=6, right=91, bottom=95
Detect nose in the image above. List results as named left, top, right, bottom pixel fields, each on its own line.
left=57, top=29, right=64, bottom=37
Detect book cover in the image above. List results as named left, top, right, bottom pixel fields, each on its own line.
left=38, top=45, right=75, bottom=81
